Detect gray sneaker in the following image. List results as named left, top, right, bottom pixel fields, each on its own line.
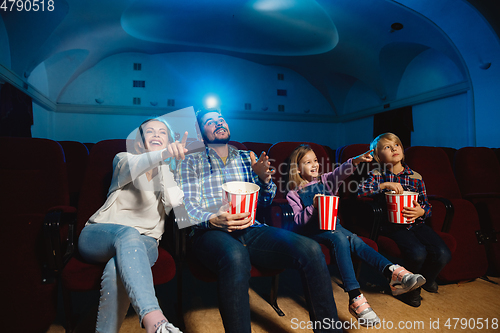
left=389, top=265, right=426, bottom=296
left=349, top=294, right=381, bottom=327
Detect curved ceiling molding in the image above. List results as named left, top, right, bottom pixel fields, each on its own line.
left=379, top=42, right=430, bottom=100
left=121, top=0, right=338, bottom=56
left=44, top=49, right=90, bottom=101
left=324, top=72, right=381, bottom=115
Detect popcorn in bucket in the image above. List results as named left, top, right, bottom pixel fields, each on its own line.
left=222, top=181, right=260, bottom=225
left=385, top=191, right=419, bottom=224
left=317, top=195, right=339, bottom=230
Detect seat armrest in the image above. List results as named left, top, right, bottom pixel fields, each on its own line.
left=340, top=197, right=384, bottom=242
left=359, top=197, right=384, bottom=241
left=427, top=195, right=454, bottom=233
left=267, top=198, right=295, bottom=230
left=172, top=205, right=192, bottom=261
left=42, top=206, right=77, bottom=283
left=276, top=202, right=295, bottom=231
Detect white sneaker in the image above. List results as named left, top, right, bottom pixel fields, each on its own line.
left=389, top=265, right=426, bottom=296
left=156, top=322, right=183, bottom=333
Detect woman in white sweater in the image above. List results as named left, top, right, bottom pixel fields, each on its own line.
left=78, top=118, right=187, bottom=333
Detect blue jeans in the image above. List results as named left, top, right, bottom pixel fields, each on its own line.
left=308, top=224, right=392, bottom=292
left=383, top=222, right=452, bottom=284
left=192, top=226, right=341, bottom=333
left=78, top=223, right=160, bottom=333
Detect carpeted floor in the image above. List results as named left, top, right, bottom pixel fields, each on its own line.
left=47, top=265, right=500, bottom=333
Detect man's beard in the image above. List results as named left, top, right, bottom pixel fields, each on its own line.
left=206, top=136, right=230, bottom=144
left=202, top=129, right=230, bottom=144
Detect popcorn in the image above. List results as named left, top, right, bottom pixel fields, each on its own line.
left=222, top=182, right=260, bottom=225
left=385, top=191, right=418, bottom=223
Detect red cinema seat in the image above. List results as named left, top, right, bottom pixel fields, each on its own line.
left=228, top=140, right=248, bottom=150
left=335, top=143, right=372, bottom=200
left=242, top=141, right=273, bottom=156
left=405, top=146, right=487, bottom=282
left=440, top=147, right=457, bottom=168
left=0, top=137, right=71, bottom=333
left=58, top=141, right=89, bottom=207
left=454, top=147, right=500, bottom=276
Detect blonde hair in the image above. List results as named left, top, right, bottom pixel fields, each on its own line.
left=286, top=144, right=314, bottom=191
left=370, top=132, right=405, bottom=163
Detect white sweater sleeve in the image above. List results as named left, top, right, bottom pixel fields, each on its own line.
left=159, top=163, right=184, bottom=209
left=111, top=150, right=165, bottom=191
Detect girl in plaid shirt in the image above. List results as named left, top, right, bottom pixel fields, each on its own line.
left=358, top=133, right=451, bottom=307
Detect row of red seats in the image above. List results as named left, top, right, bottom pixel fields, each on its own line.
left=2, top=137, right=497, bottom=333
left=59, top=139, right=500, bottom=285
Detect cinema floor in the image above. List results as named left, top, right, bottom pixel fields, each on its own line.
left=47, top=264, right=500, bottom=333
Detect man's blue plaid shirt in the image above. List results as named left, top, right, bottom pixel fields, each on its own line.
left=176, top=146, right=276, bottom=229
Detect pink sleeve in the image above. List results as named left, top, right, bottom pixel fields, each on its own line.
left=322, top=158, right=356, bottom=195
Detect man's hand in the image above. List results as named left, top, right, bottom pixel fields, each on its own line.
left=353, top=149, right=374, bottom=166
left=250, top=151, right=276, bottom=184
left=402, top=200, right=425, bottom=222
left=208, top=211, right=253, bottom=232
left=380, top=182, right=404, bottom=194
left=162, top=131, right=188, bottom=160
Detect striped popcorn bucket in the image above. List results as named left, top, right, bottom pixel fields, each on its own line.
left=222, top=181, right=260, bottom=225
left=317, top=195, right=339, bottom=230
left=385, top=191, right=419, bottom=224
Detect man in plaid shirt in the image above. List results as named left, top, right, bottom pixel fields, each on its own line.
left=178, top=134, right=275, bottom=230
left=357, top=132, right=451, bottom=307
left=176, top=109, right=341, bottom=333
